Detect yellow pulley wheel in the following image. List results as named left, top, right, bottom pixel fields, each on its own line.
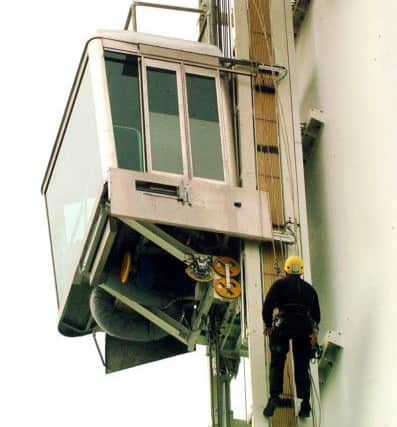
left=185, top=265, right=214, bottom=283
left=120, top=251, right=132, bottom=284
left=213, top=256, right=240, bottom=278
left=214, top=277, right=241, bottom=299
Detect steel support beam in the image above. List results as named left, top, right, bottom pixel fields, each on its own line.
left=220, top=300, right=239, bottom=350
left=99, top=284, right=199, bottom=345
left=187, top=283, right=215, bottom=350
left=118, top=217, right=195, bottom=263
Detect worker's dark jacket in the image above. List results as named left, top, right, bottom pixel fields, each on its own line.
left=262, top=275, right=320, bottom=336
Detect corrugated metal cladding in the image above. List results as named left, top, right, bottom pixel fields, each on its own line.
left=249, top=1, right=296, bottom=425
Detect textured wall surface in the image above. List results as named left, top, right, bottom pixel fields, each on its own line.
left=295, top=1, right=397, bottom=425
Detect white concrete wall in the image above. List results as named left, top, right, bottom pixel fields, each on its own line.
left=294, top=1, right=397, bottom=425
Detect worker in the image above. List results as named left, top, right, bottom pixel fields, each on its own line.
left=262, top=255, right=320, bottom=418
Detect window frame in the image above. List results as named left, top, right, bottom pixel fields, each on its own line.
left=183, top=65, right=229, bottom=184
left=102, top=48, right=231, bottom=184
left=103, top=49, right=147, bottom=172
left=141, top=58, right=190, bottom=178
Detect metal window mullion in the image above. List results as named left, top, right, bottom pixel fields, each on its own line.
left=137, top=56, right=147, bottom=172
left=215, top=68, right=230, bottom=184
left=175, top=63, right=190, bottom=179
left=89, top=41, right=118, bottom=173
left=180, top=63, right=194, bottom=180
left=141, top=56, right=153, bottom=173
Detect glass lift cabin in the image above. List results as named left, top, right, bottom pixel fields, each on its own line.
left=41, top=31, right=273, bottom=408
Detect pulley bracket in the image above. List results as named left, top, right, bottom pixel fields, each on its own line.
left=186, top=254, right=214, bottom=282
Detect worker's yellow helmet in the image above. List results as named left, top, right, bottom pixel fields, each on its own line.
left=284, top=256, right=304, bottom=275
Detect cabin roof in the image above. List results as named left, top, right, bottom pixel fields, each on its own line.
left=96, top=30, right=222, bottom=57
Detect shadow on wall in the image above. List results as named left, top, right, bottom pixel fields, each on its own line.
left=298, top=48, right=333, bottom=332
left=300, top=66, right=320, bottom=128
left=303, top=124, right=337, bottom=337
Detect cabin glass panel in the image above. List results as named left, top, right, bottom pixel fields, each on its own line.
left=104, top=51, right=144, bottom=171
left=46, top=62, right=103, bottom=308
left=186, top=73, right=224, bottom=181
left=147, top=67, right=183, bottom=174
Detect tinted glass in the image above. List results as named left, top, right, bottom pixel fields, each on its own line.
left=46, top=64, right=102, bottom=308
left=147, top=67, right=183, bottom=174
left=105, top=51, right=143, bottom=171
left=187, top=74, right=224, bottom=181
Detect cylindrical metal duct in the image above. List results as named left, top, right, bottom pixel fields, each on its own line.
left=90, top=266, right=184, bottom=342
left=90, top=285, right=169, bottom=342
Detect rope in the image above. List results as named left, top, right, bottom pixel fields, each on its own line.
left=309, top=367, right=322, bottom=427
left=281, top=0, right=304, bottom=257
left=92, top=331, right=107, bottom=368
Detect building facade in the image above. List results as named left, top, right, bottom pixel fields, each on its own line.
left=295, top=1, right=396, bottom=425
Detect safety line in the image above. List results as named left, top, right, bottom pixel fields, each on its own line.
left=309, top=367, right=322, bottom=427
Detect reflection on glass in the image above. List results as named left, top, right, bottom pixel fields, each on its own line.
left=105, top=51, right=143, bottom=171
left=46, top=64, right=102, bottom=308
left=147, top=67, right=183, bottom=174
left=187, top=74, right=224, bottom=181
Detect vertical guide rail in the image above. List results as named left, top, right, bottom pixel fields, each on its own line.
left=209, top=320, right=233, bottom=427
left=209, top=327, right=221, bottom=426
left=234, top=1, right=270, bottom=426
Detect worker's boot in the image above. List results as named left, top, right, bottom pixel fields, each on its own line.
left=298, top=399, right=311, bottom=418
left=263, top=396, right=280, bottom=417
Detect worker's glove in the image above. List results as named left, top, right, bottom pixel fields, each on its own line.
left=310, top=325, right=319, bottom=348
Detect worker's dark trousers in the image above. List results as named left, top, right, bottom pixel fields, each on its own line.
left=269, top=332, right=311, bottom=401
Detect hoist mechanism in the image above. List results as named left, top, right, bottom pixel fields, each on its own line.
left=41, top=1, right=306, bottom=423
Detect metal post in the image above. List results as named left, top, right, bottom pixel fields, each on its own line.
left=124, top=3, right=137, bottom=31
left=131, top=3, right=137, bottom=31
left=208, top=0, right=219, bottom=46
left=125, top=1, right=205, bottom=33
